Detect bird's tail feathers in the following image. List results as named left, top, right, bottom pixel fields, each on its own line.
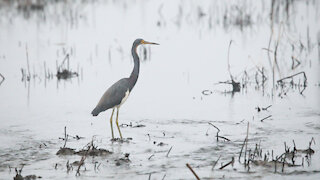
left=91, top=107, right=100, bottom=116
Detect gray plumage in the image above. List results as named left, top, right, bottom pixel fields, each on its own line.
left=91, top=39, right=158, bottom=116
left=91, top=78, right=130, bottom=116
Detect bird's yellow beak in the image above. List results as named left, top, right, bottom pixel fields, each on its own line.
left=142, top=40, right=159, bottom=45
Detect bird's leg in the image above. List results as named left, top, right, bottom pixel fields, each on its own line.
left=110, top=108, right=115, bottom=139
left=116, top=107, right=123, bottom=139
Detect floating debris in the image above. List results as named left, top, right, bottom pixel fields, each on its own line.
left=133, top=124, right=146, bottom=128
left=56, top=146, right=112, bottom=156
left=56, top=147, right=76, bottom=155
left=157, top=142, right=167, bottom=146
left=111, top=137, right=133, bottom=143
left=120, top=122, right=146, bottom=128
left=56, top=54, right=79, bottom=80
left=56, top=69, right=78, bottom=80
left=14, top=174, right=42, bottom=180
left=77, top=148, right=112, bottom=156
left=56, top=132, right=113, bottom=156
left=256, top=105, right=272, bottom=112
left=115, top=153, right=131, bottom=166
left=202, top=90, right=213, bottom=95
left=13, top=165, right=42, bottom=180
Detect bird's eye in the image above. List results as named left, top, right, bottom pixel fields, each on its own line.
left=141, top=40, right=145, bottom=44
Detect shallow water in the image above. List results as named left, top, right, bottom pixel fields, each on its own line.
left=0, top=0, right=319, bottom=179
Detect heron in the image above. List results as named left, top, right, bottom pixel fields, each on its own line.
left=91, top=39, right=159, bottom=140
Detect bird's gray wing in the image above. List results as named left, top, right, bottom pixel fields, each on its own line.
left=92, top=78, right=129, bottom=116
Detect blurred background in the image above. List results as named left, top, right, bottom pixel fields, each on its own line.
left=0, top=0, right=319, bottom=179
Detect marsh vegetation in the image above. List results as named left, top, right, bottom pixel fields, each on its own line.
left=0, top=0, right=319, bottom=179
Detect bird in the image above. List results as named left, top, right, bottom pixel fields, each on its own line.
left=91, top=39, right=159, bottom=140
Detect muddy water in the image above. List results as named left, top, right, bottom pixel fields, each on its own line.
left=0, top=0, right=319, bottom=179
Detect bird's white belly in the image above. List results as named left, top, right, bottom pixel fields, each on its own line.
left=119, top=90, right=130, bottom=107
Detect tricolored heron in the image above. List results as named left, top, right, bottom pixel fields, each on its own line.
left=91, top=39, right=159, bottom=140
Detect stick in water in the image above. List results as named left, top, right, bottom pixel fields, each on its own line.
left=186, top=163, right=200, bottom=180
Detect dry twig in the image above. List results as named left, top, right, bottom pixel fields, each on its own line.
left=0, top=73, right=4, bottom=86
left=277, top=71, right=307, bottom=84
left=75, top=143, right=92, bottom=176
left=25, top=45, right=31, bottom=80
left=219, top=157, right=235, bottom=170
left=260, top=115, right=272, bottom=122
left=148, top=154, right=154, bottom=160
left=186, top=163, right=200, bottom=180
left=63, top=126, right=68, bottom=148
left=166, top=146, right=173, bottom=157
left=212, top=155, right=221, bottom=170
left=208, top=122, right=231, bottom=141
left=239, top=122, right=249, bottom=163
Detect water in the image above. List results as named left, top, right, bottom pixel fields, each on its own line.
left=0, top=0, right=319, bottom=179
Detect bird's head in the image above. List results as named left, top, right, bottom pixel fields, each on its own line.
left=134, top=38, right=159, bottom=47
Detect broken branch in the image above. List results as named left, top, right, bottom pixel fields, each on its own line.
left=260, top=115, right=272, bottom=122
left=219, top=157, right=235, bottom=170
left=186, top=163, right=200, bottom=180
left=277, top=72, right=307, bottom=85
left=0, top=73, right=4, bottom=86
left=239, top=122, right=249, bottom=163
left=166, top=146, right=173, bottom=157
left=212, top=155, right=221, bottom=170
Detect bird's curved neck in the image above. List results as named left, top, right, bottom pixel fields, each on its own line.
left=129, top=44, right=140, bottom=91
